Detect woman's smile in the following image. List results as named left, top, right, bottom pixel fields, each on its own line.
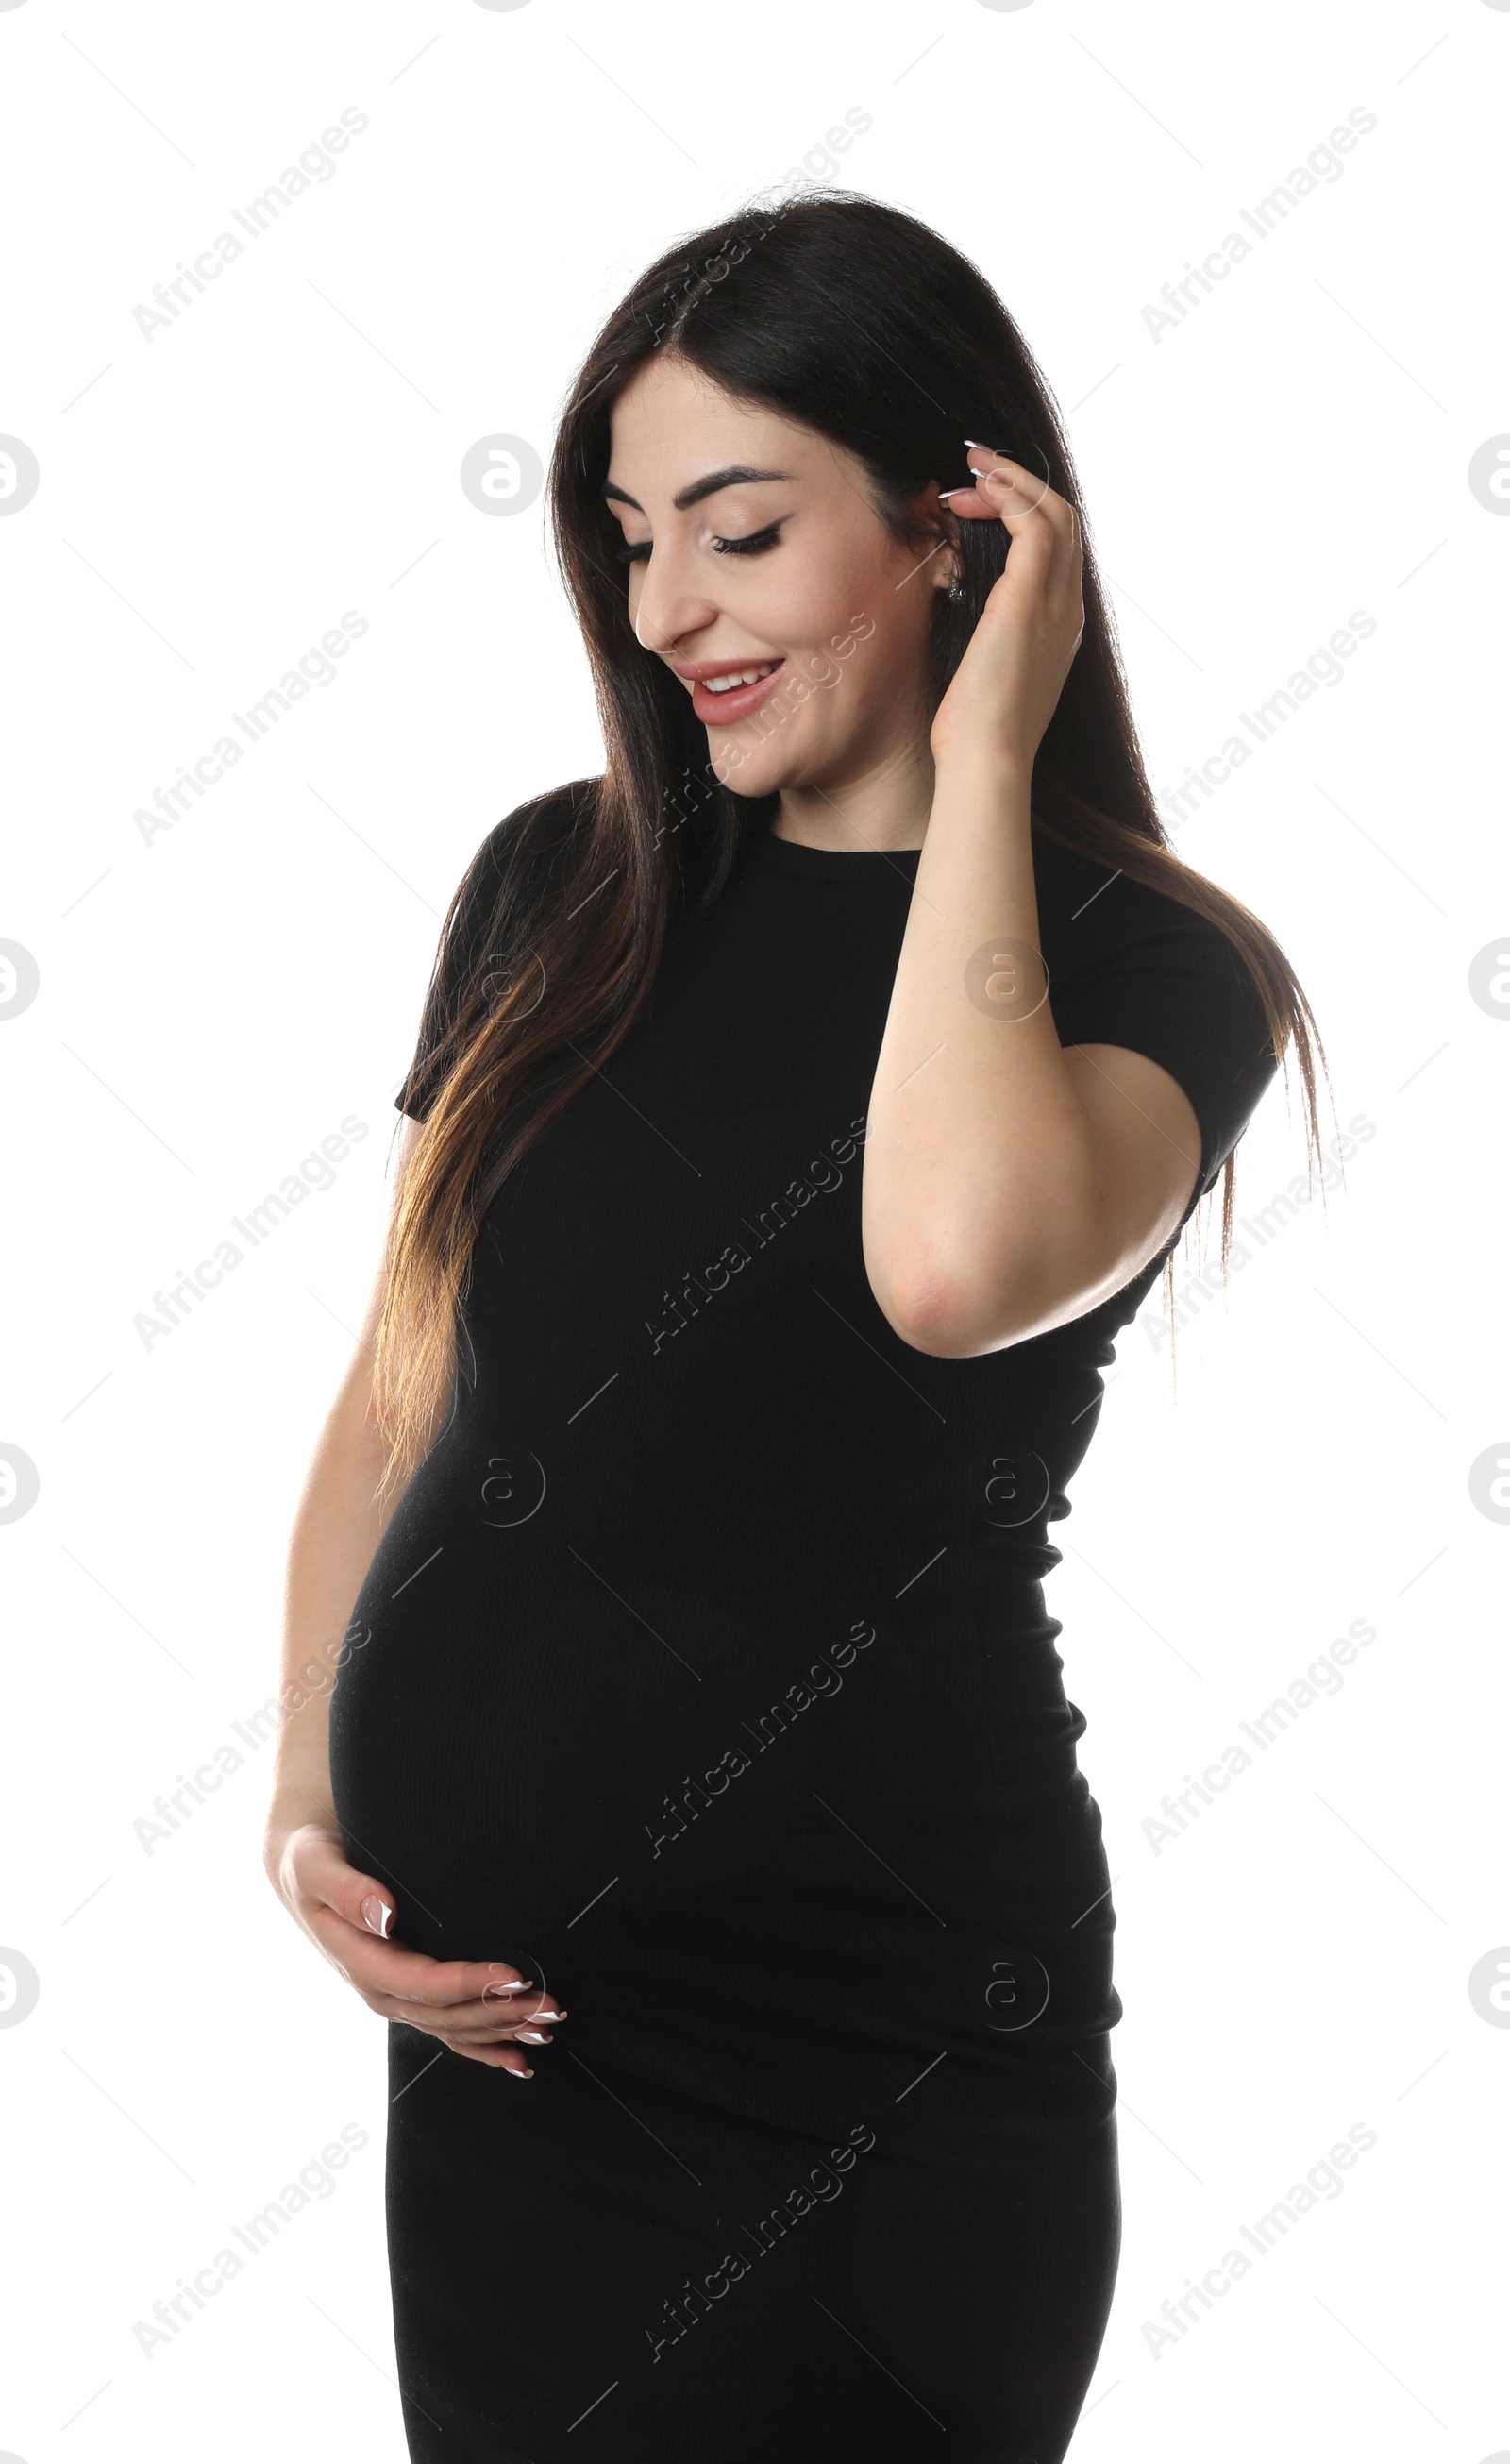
left=672, top=653, right=787, bottom=724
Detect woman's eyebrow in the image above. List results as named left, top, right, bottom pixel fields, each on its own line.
left=601, top=465, right=793, bottom=515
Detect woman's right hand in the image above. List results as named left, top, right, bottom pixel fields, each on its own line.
left=264, top=1811, right=565, bottom=2078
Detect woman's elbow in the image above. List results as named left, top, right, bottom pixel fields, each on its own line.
left=869, top=1256, right=1015, bottom=1359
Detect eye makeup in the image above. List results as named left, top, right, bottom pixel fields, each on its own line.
left=613, top=517, right=787, bottom=565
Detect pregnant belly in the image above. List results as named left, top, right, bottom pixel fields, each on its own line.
left=327, top=1432, right=1118, bottom=2103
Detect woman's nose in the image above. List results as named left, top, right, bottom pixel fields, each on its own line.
left=631, top=551, right=718, bottom=657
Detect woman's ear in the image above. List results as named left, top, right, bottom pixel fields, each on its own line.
left=908, top=480, right=963, bottom=599
left=931, top=509, right=964, bottom=599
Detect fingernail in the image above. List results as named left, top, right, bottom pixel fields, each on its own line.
left=361, top=1895, right=393, bottom=1937
left=517, top=2029, right=552, bottom=2045
left=482, top=1979, right=535, bottom=2001
left=506, top=2064, right=533, bottom=2079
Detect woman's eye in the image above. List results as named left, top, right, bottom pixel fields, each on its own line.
left=711, top=523, right=783, bottom=557
left=613, top=519, right=784, bottom=567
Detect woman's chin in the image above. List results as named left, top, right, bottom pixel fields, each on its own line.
left=710, top=740, right=820, bottom=801
left=718, top=765, right=785, bottom=802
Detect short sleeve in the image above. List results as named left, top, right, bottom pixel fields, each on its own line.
left=393, top=785, right=593, bottom=1122
left=394, top=820, right=515, bottom=1124
left=1033, top=830, right=1281, bottom=1233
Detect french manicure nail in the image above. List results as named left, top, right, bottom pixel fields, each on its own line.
left=506, top=2064, right=533, bottom=2079
left=517, top=2029, right=551, bottom=2044
left=361, top=1895, right=393, bottom=1937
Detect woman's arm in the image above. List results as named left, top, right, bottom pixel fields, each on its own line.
left=861, top=450, right=1202, bottom=1359
left=262, top=1117, right=564, bottom=2075
left=265, top=1202, right=396, bottom=1841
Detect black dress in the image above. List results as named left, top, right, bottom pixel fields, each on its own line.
left=329, top=791, right=1277, bottom=2464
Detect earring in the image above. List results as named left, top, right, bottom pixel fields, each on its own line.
left=947, top=565, right=965, bottom=604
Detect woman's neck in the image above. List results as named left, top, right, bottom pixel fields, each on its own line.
left=770, top=734, right=935, bottom=854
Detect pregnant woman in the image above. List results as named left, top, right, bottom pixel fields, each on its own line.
left=265, top=195, right=1321, bottom=2462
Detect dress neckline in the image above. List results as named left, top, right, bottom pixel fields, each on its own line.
left=750, top=826, right=922, bottom=879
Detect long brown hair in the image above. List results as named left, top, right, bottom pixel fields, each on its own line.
left=372, top=192, right=1328, bottom=1506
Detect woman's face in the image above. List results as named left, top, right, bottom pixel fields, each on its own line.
left=603, top=354, right=949, bottom=800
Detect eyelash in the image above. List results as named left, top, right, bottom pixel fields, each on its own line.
left=614, top=521, right=784, bottom=566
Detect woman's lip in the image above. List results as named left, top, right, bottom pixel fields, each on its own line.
left=686, top=657, right=787, bottom=725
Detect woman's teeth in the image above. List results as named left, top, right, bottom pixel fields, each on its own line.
left=705, top=662, right=779, bottom=693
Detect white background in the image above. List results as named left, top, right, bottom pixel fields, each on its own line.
left=1, top=0, right=1505, bottom=2456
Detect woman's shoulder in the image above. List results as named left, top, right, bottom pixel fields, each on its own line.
left=457, top=776, right=601, bottom=884
left=1032, top=819, right=1226, bottom=937
left=1031, top=820, right=1283, bottom=1212
left=1032, top=822, right=1272, bottom=1016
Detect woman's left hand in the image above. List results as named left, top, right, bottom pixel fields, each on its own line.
left=928, top=448, right=1085, bottom=774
